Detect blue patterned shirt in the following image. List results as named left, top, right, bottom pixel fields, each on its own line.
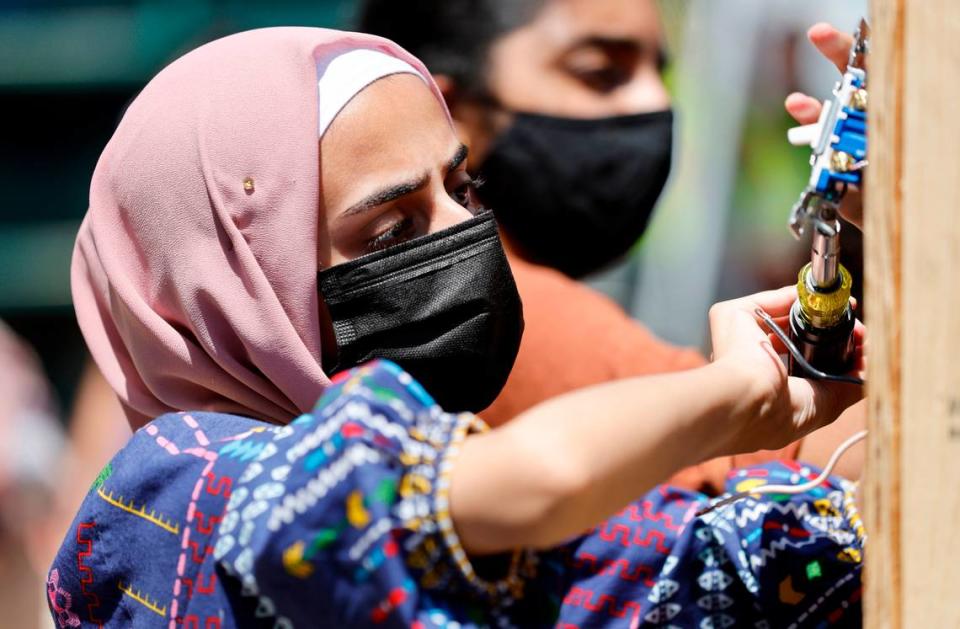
left=47, top=360, right=863, bottom=628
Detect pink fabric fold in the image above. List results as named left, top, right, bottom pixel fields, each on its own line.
left=72, top=27, right=447, bottom=427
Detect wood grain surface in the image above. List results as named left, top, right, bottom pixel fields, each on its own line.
left=865, top=1, right=960, bottom=626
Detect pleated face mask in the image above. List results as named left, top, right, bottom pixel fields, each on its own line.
left=318, top=210, right=524, bottom=413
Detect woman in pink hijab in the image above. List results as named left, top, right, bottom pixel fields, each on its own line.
left=49, top=27, right=864, bottom=627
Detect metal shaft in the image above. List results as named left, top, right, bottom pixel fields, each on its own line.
left=810, top=222, right=841, bottom=289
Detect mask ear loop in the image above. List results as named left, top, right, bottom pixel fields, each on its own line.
left=696, top=308, right=867, bottom=517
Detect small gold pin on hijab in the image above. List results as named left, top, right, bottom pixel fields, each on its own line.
left=243, top=177, right=255, bottom=193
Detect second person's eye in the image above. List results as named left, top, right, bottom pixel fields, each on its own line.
left=572, top=65, right=631, bottom=93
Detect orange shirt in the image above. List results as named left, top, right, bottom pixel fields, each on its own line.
left=481, top=252, right=799, bottom=495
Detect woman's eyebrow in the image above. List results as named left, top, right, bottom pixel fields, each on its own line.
left=341, top=173, right=430, bottom=218
left=445, top=143, right=469, bottom=174
left=340, top=144, right=469, bottom=219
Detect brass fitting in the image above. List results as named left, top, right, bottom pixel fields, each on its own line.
left=850, top=88, right=868, bottom=111
left=830, top=151, right=855, bottom=173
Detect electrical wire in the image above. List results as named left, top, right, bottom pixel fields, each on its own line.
left=694, top=307, right=868, bottom=517
left=754, top=307, right=865, bottom=386
left=696, top=429, right=867, bottom=516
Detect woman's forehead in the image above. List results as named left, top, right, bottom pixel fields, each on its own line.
left=316, top=48, right=433, bottom=139
left=319, top=75, right=457, bottom=204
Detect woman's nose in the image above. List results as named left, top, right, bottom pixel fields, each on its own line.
left=429, top=193, right=475, bottom=233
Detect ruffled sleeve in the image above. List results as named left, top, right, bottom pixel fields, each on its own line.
left=210, top=359, right=547, bottom=628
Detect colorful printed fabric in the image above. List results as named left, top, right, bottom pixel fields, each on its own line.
left=553, top=466, right=864, bottom=628
left=47, top=360, right=864, bottom=628
left=46, top=360, right=547, bottom=628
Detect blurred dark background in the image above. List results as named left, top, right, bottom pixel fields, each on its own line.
left=1, top=0, right=354, bottom=412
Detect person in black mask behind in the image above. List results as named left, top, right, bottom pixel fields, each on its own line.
left=361, top=0, right=671, bottom=280
left=358, top=0, right=864, bottom=491
left=358, top=0, right=725, bottom=493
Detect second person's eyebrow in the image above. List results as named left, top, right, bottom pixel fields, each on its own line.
left=341, top=143, right=469, bottom=218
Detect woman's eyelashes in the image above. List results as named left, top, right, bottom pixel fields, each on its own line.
left=365, top=216, right=417, bottom=253
left=360, top=176, right=483, bottom=255
left=449, top=176, right=485, bottom=212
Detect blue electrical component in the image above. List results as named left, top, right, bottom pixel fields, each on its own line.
left=787, top=21, right=869, bottom=239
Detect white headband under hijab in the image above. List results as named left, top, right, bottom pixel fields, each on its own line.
left=317, top=48, right=427, bottom=138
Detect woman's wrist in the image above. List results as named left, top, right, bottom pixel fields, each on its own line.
left=695, top=358, right=775, bottom=459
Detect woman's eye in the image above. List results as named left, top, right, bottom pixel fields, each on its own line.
left=449, top=178, right=484, bottom=211
left=365, top=217, right=416, bottom=253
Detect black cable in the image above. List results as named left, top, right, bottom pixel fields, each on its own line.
left=754, top=307, right=865, bottom=386
left=694, top=308, right=866, bottom=518
left=695, top=427, right=868, bottom=516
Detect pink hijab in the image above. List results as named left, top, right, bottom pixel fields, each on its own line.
left=72, top=27, right=448, bottom=428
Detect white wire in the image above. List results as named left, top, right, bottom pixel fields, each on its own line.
left=697, top=429, right=868, bottom=516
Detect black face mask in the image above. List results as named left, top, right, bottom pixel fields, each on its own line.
left=477, top=109, right=674, bottom=278
left=318, top=211, right=524, bottom=412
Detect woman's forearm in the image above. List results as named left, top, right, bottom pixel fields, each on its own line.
left=451, top=360, right=753, bottom=554
left=450, top=286, right=864, bottom=556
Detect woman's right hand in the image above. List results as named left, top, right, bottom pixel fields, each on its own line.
left=708, top=285, right=865, bottom=454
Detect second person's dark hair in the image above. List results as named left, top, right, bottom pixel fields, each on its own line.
left=357, top=0, right=545, bottom=96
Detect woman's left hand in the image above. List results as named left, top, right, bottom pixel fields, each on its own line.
left=708, top=285, right=865, bottom=454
